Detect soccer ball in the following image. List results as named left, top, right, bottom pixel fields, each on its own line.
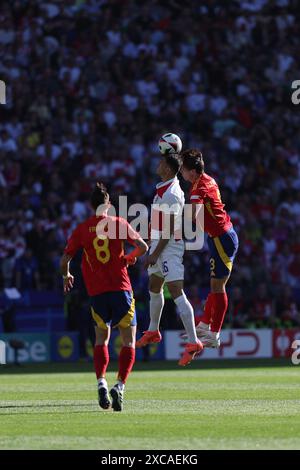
left=158, top=133, right=182, bottom=155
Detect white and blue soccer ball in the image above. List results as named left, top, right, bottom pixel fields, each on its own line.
left=158, top=133, right=182, bottom=155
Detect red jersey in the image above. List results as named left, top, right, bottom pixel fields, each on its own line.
left=190, top=173, right=232, bottom=238
left=64, top=215, right=139, bottom=296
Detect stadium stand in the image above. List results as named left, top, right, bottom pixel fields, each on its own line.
left=0, top=0, right=300, bottom=344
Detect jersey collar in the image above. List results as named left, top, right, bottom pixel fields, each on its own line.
left=156, top=177, right=177, bottom=198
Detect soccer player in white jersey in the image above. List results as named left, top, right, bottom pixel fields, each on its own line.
left=136, top=154, right=203, bottom=366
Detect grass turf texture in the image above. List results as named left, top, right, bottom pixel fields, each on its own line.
left=0, top=359, right=299, bottom=450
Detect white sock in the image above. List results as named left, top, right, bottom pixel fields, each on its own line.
left=148, top=291, right=164, bottom=331
left=175, top=293, right=198, bottom=343
left=98, top=378, right=107, bottom=388
left=211, top=331, right=220, bottom=339
left=199, top=321, right=210, bottom=330
left=117, top=380, right=125, bottom=391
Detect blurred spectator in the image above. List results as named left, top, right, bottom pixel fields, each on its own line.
left=287, top=253, right=300, bottom=287
left=227, top=286, right=249, bottom=328
left=187, top=285, right=205, bottom=325
left=15, top=249, right=40, bottom=291
left=275, top=285, right=300, bottom=327
left=65, top=289, right=95, bottom=358
left=247, top=283, right=275, bottom=327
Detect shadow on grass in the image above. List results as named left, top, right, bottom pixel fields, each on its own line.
left=0, top=358, right=291, bottom=375
left=0, top=402, right=104, bottom=416
left=0, top=403, right=94, bottom=409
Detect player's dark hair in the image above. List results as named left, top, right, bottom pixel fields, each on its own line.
left=90, top=182, right=109, bottom=210
left=181, top=149, right=204, bottom=174
left=163, top=153, right=182, bottom=175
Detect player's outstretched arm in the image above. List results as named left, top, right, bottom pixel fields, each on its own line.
left=124, top=238, right=148, bottom=266
left=60, top=253, right=74, bottom=293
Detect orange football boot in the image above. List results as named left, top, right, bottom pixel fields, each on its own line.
left=136, top=330, right=162, bottom=348
left=178, top=340, right=203, bottom=366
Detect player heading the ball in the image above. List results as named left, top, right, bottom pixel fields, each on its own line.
left=137, top=153, right=203, bottom=366
left=181, top=149, right=239, bottom=348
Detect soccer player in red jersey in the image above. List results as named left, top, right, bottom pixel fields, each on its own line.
left=181, top=149, right=239, bottom=348
left=60, top=183, right=148, bottom=411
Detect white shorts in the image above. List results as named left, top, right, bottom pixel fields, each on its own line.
left=147, top=239, right=185, bottom=283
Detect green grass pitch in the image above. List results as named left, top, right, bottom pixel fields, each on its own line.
left=0, top=359, right=299, bottom=450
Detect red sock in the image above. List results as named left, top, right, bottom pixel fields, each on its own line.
left=201, top=293, right=214, bottom=325
left=118, top=346, right=135, bottom=384
left=94, top=345, right=109, bottom=380
left=210, top=293, right=228, bottom=333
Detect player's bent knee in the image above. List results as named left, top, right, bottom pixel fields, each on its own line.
left=95, top=326, right=110, bottom=345
left=119, top=325, right=136, bottom=348
left=95, top=336, right=110, bottom=346
left=168, top=287, right=183, bottom=299
left=166, top=281, right=183, bottom=299
left=122, top=341, right=135, bottom=348
left=149, top=274, right=164, bottom=293
left=95, top=339, right=109, bottom=346
left=149, top=286, right=162, bottom=294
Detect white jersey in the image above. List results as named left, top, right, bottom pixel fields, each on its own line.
left=150, top=177, right=184, bottom=241
left=149, top=177, right=185, bottom=282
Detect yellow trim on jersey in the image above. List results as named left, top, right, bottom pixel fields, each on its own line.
left=213, top=237, right=233, bottom=272
left=205, top=201, right=216, bottom=219
left=84, top=249, right=93, bottom=270
left=91, top=307, right=108, bottom=330
left=117, top=296, right=135, bottom=329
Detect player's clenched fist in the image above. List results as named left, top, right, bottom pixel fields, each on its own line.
left=63, top=274, right=74, bottom=293
left=124, top=254, right=137, bottom=266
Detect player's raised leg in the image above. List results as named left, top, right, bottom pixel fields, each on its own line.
left=167, top=280, right=203, bottom=366
left=181, top=293, right=213, bottom=340
left=211, top=278, right=229, bottom=330
left=195, top=280, right=229, bottom=348
left=136, top=273, right=164, bottom=348
left=196, top=229, right=238, bottom=347
left=110, top=324, right=136, bottom=412
left=94, top=325, right=111, bottom=410
left=197, top=293, right=213, bottom=332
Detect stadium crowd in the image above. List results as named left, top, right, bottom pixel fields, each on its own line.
left=0, top=0, right=300, bottom=332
